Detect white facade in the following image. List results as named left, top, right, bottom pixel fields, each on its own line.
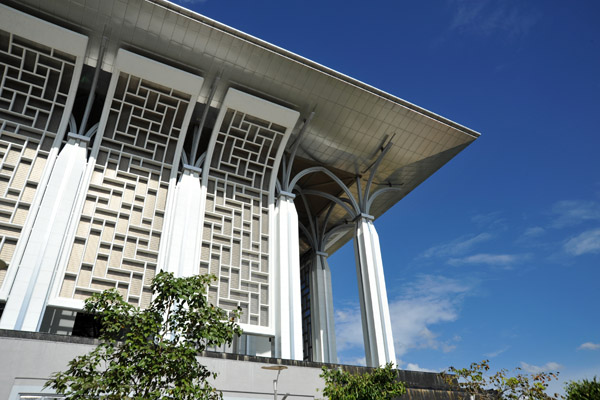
left=0, top=331, right=459, bottom=400
left=0, top=3, right=479, bottom=390
left=354, top=216, right=396, bottom=367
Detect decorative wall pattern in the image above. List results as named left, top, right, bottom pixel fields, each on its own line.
left=300, top=257, right=312, bottom=360
left=59, top=72, right=191, bottom=307
left=0, top=29, right=76, bottom=287
left=201, top=108, right=286, bottom=327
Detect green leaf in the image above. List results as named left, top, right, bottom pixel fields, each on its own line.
left=45, top=271, right=241, bottom=400
left=320, top=363, right=406, bottom=400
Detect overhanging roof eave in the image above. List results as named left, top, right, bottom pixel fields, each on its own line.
left=152, top=0, right=481, bottom=140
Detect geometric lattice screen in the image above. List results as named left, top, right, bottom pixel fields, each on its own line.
left=201, top=89, right=298, bottom=330
left=57, top=52, right=200, bottom=308
left=0, top=29, right=77, bottom=288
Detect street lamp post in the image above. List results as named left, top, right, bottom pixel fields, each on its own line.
left=261, top=365, right=288, bottom=400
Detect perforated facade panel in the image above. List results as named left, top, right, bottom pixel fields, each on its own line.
left=199, top=89, right=299, bottom=331
left=56, top=51, right=202, bottom=308
left=201, top=109, right=286, bottom=326
left=0, top=29, right=78, bottom=288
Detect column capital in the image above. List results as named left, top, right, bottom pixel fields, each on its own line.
left=279, top=190, right=296, bottom=200
left=67, top=132, right=91, bottom=145
left=182, top=164, right=203, bottom=176
left=354, top=212, right=374, bottom=222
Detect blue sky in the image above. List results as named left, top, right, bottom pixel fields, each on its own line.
left=173, top=0, right=600, bottom=393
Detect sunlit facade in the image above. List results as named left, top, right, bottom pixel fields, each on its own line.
left=0, top=0, right=479, bottom=398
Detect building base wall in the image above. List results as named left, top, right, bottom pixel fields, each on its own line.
left=0, top=330, right=465, bottom=400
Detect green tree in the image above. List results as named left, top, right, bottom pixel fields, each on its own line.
left=44, top=271, right=242, bottom=400
left=442, top=360, right=560, bottom=400
left=564, top=376, right=600, bottom=400
left=320, top=362, right=406, bottom=400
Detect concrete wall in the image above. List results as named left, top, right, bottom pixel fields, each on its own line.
left=0, top=330, right=465, bottom=400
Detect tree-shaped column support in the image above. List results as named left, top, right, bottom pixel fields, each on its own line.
left=274, top=191, right=303, bottom=360
left=0, top=133, right=90, bottom=331
left=354, top=214, right=396, bottom=367
left=159, top=74, right=219, bottom=279
left=289, top=138, right=401, bottom=367
left=310, top=250, right=337, bottom=363
left=297, top=195, right=341, bottom=364
left=159, top=164, right=204, bottom=278
left=274, top=112, right=315, bottom=360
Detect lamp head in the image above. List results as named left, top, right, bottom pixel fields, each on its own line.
left=261, top=365, right=288, bottom=371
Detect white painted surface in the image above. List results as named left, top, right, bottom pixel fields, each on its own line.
left=0, top=5, right=87, bottom=302
left=274, top=195, right=303, bottom=360
left=310, top=254, right=337, bottom=363
left=46, top=49, right=204, bottom=311
left=0, top=335, right=325, bottom=400
left=354, top=217, right=396, bottom=367
left=160, top=167, right=204, bottom=278
left=0, top=4, right=87, bottom=57
left=0, top=138, right=88, bottom=331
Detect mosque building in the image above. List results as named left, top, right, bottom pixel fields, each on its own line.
left=0, top=0, right=479, bottom=398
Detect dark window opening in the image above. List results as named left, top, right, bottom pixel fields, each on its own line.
left=180, top=102, right=219, bottom=172
left=63, top=64, right=111, bottom=152
left=71, top=312, right=102, bottom=338
left=300, top=253, right=313, bottom=361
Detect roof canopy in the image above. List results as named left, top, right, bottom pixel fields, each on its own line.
left=11, top=0, right=480, bottom=254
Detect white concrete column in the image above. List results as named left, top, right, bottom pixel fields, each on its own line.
left=158, top=165, right=203, bottom=278
left=274, top=192, right=303, bottom=360
left=354, top=214, right=396, bottom=367
left=0, top=134, right=89, bottom=331
left=310, top=251, right=337, bottom=363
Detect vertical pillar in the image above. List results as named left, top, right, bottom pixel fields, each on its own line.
left=354, top=214, right=396, bottom=367
left=0, top=134, right=89, bottom=331
left=158, top=165, right=203, bottom=278
left=274, top=192, right=303, bottom=360
left=310, top=251, right=337, bottom=363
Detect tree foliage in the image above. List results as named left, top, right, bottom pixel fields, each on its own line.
left=442, top=359, right=560, bottom=400
left=44, top=271, right=242, bottom=400
left=564, top=376, right=600, bottom=400
left=320, top=363, right=406, bottom=400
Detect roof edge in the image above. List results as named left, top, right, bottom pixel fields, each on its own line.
left=152, top=0, right=481, bottom=139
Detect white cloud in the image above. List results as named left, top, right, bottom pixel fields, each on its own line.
left=334, top=308, right=365, bottom=352
left=390, top=276, right=470, bottom=356
left=564, top=229, right=600, bottom=256
left=484, top=346, right=509, bottom=358
left=405, top=363, right=437, bottom=373
left=520, top=361, right=563, bottom=374
left=448, top=253, right=526, bottom=267
left=337, top=356, right=367, bottom=367
left=422, top=233, right=492, bottom=258
left=389, top=298, right=458, bottom=356
left=449, top=0, right=487, bottom=31
left=523, top=226, right=546, bottom=238
left=516, top=226, right=546, bottom=245
left=578, top=342, right=600, bottom=351
left=551, top=200, right=600, bottom=228
left=334, top=275, right=472, bottom=359
left=471, top=211, right=507, bottom=230
left=448, top=0, right=539, bottom=39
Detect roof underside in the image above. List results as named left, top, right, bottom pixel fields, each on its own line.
left=8, top=0, right=480, bottom=255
